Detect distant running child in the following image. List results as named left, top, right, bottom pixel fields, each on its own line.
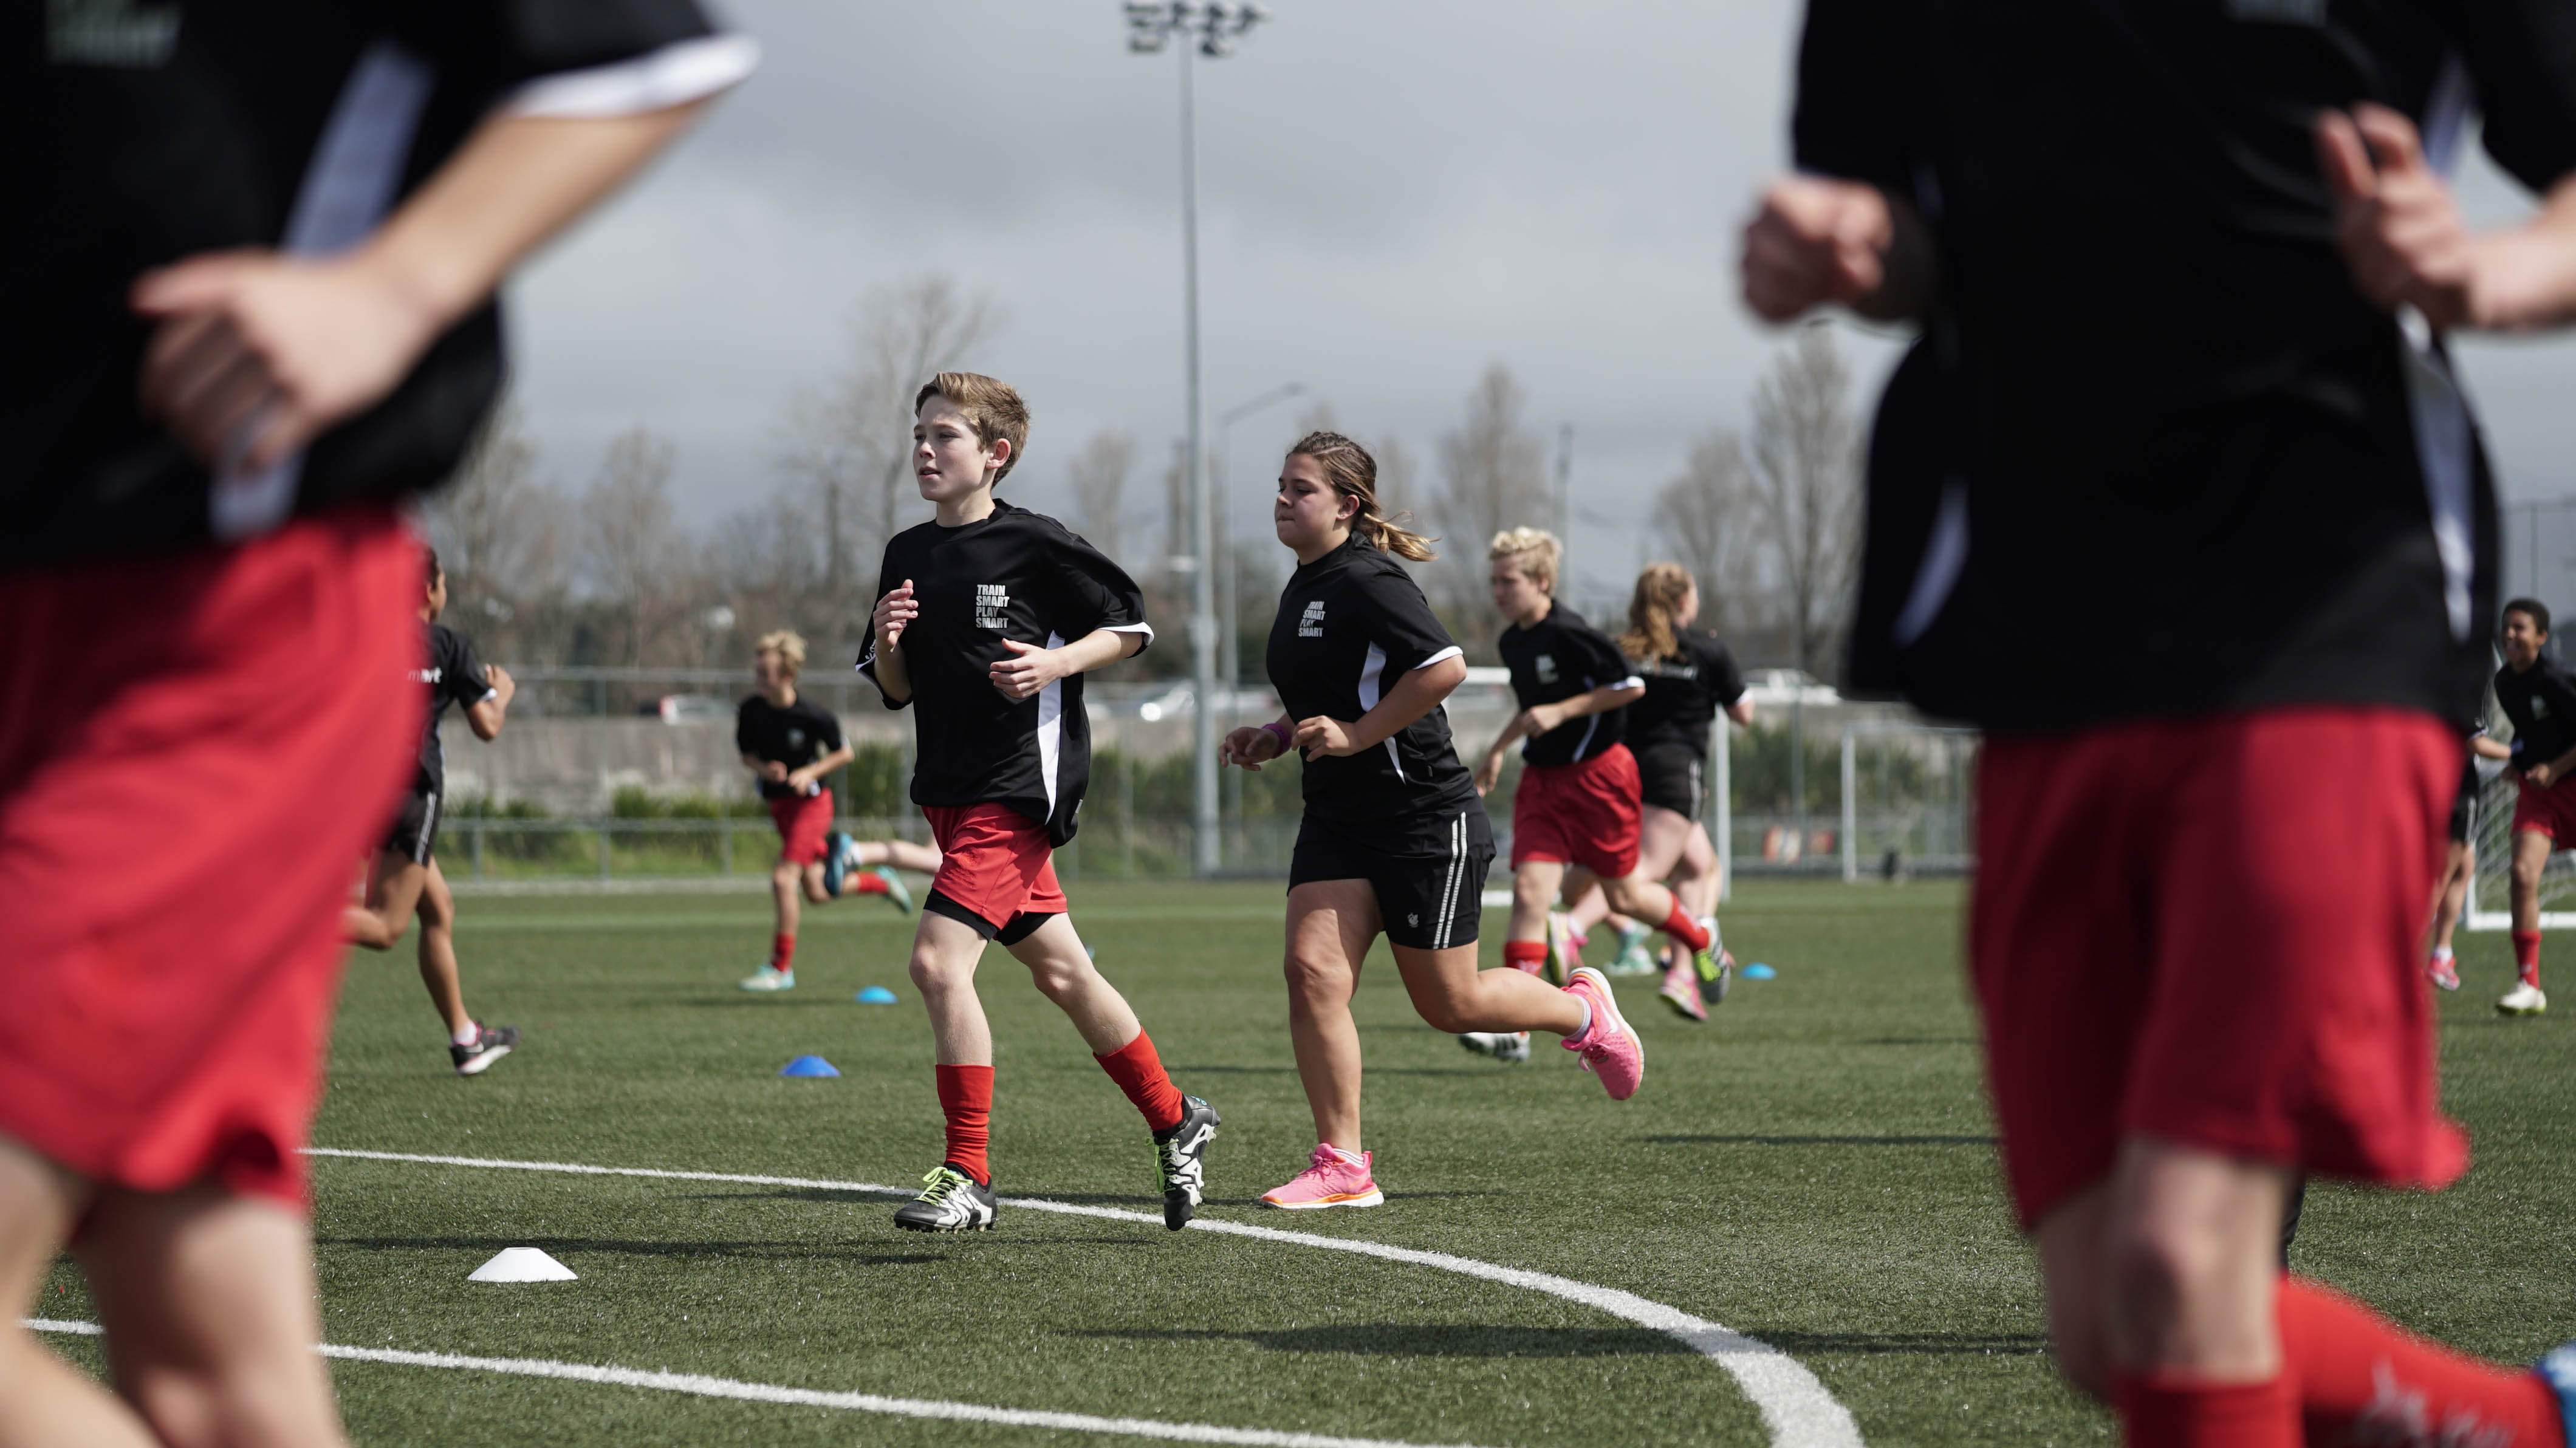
left=1225, top=434, right=1642, bottom=1210
left=736, top=630, right=917, bottom=993
left=2493, top=599, right=2576, bottom=1016
left=2427, top=729, right=2512, bottom=992
left=344, top=548, right=522, bottom=1074
left=860, top=373, right=1216, bottom=1231
left=1470, top=529, right=1723, bottom=1056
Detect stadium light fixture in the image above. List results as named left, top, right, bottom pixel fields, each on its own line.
left=1122, top=1, right=1275, bottom=878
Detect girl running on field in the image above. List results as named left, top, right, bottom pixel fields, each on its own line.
left=1224, top=433, right=1643, bottom=1211
left=1467, top=531, right=1724, bottom=1061
left=1569, top=562, right=1751, bottom=1020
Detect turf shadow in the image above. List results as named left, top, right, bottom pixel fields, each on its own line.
left=1857, top=1036, right=1979, bottom=1047
left=1165, top=1065, right=1502, bottom=1078
left=1746, top=1330, right=2047, bottom=1356
left=1636, top=1133, right=1995, bottom=1147
left=1067, top=1324, right=1693, bottom=1357
left=318, top=1234, right=946, bottom=1263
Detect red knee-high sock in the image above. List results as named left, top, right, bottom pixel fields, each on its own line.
left=2278, top=1277, right=2563, bottom=1447
left=2114, top=1373, right=2299, bottom=1448
left=847, top=869, right=890, bottom=896
left=1503, top=940, right=1548, bottom=974
left=2513, top=929, right=2543, bottom=987
left=1095, top=1031, right=1187, bottom=1133
left=1659, top=899, right=1710, bottom=952
left=770, top=932, right=796, bottom=971
left=935, top=1064, right=994, bottom=1184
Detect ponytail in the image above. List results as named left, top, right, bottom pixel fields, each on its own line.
left=1619, top=562, right=1693, bottom=661
left=1286, top=431, right=1437, bottom=562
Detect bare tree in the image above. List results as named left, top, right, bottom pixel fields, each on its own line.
left=776, top=275, right=1000, bottom=606
left=1433, top=364, right=1550, bottom=608
left=580, top=426, right=697, bottom=668
left=1653, top=424, right=1772, bottom=645
left=1067, top=429, right=1136, bottom=562
left=1744, top=323, right=1862, bottom=677
left=420, top=404, right=569, bottom=659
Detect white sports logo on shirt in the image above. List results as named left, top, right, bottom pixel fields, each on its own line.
left=1535, top=654, right=1558, bottom=684
left=975, top=584, right=1009, bottom=631
left=1298, top=599, right=1325, bottom=638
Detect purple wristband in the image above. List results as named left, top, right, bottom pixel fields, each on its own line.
left=1262, top=720, right=1293, bottom=753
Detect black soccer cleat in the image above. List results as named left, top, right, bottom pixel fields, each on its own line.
left=1153, top=1095, right=1221, bottom=1230
left=451, top=1023, right=519, bottom=1076
left=894, top=1164, right=998, bottom=1232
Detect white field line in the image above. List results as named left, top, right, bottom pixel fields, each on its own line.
left=20, top=1318, right=1480, bottom=1448
left=306, top=1147, right=1865, bottom=1448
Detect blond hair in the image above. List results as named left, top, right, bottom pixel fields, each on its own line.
left=1286, top=432, right=1436, bottom=562
left=1487, top=526, right=1561, bottom=589
left=914, top=372, right=1030, bottom=482
left=1617, top=562, right=1695, bottom=661
left=755, top=629, right=807, bottom=675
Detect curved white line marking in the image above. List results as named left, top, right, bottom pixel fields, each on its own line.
left=21, top=1317, right=1482, bottom=1448
left=304, top=1147, right=1864, bottom=1447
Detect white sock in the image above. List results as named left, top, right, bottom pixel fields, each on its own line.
left=1569, top=999, right=1593, bottom=1042
left=1323, top=1143, right=1365, bottom=1168
left=450, top=1023, right=479, bottom=1048
left=2432, top=944, right=2454, bottom=964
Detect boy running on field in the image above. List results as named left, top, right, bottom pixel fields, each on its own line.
left=2492, top=599, right=2576, bottom=1016
left=344, top=547, right=522, bottom=1074
left=860, top=373, right=1217, bottom=1232
left=1225, top=434, right=1642, bottom=1210
left=1469, top=529, right=1723, bottom=1064
left=736, top=629, right=917, bottom=993
left=2427, top=726, right=2511, bottom=992
left=1753, top=0, right=2576, bottom=1439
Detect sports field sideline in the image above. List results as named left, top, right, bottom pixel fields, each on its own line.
left=36, top=879, right=2571, bottom=1447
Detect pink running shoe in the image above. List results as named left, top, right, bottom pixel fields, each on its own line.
left=1259, top=1144, right=1383, bottom=1209
left=2428, top=957, right=2462, bottom=992
left=1543, top=910, right=1581, bottom=985
left=1561, top=966, right=1643, bottom=1099
left=1658, top=954, right=1707, bottom=1022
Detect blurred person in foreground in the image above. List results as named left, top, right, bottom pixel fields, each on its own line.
left=0, top=6, right=750, bottom=1444
left=1743, top=0, right=2576, bottom=1443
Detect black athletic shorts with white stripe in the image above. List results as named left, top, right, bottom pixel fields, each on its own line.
left=1632, top=741, right=1707, bottom=821
left=1289, top=804, right=1493, bottom=952
left=383, top=789, right=441, bottom=866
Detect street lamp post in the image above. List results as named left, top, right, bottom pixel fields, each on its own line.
left=1125, top=1, right=1270, bottom=878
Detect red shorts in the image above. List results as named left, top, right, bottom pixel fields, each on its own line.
left=2509, top=774, right=2576, bottom=842
left=1510, top=744, right=1643, bottom=879
left=0, top=507, right=420, bottom=1210
left=1971, top=708, right=2467, bottom=1231
left=922, top=804, right=1066, bottom=940
left=769, top=790, right=834, bottom=865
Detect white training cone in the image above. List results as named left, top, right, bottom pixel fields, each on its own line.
left=468, top=1248, right=577, bottom=1283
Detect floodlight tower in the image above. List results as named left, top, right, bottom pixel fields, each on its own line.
left=1125, top=1, right=1272, bottom=878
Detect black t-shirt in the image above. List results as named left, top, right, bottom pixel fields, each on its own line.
left=1623, top=630, right=1747, bottom=755
left=5, top=0, right=743, bottom=569
left=1266, top=532, right=1478, bottom=833
left=1497, top=604, right=1642, bottom=769
left=857, top=502, right=1152, bottom=846
left=414, top=621, right=494, bottom=796
left=1798, top=0, right=2576, bottom=732
left=735, top=694, right=846, bottom=802
left=2495, top=658, right=2576, bottom=779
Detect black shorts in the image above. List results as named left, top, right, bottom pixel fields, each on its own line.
left=2448, top=760, right=2477, bottom=845
left=1632, top=742, right=1706, bottom=820
left=382, top=788, right=440, bottom=865
left=1290, top=804, right=1493, bottom=952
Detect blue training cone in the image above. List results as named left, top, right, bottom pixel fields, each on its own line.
left=1742, top=963, right=1777, bottom=981
left=855, top=986, right=898, bottom=1005
left=778, top=1055, right=840, bottom=1078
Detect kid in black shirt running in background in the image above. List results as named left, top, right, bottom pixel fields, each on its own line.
left=735, top=630, right=915, bottom=993
left=1566, top=562, right=1751, bottom=1019
left=1753, top=0, right=2576, bottom=1440
left=2493, top=599, right=2576, bottom=1016
left=0, top=7, right=747, bottom=1443
left=860, top=373, right=1216, bottom=1232
left=1224, top=434, right=1643, bottom=1211
left=343, top=547, right=522, bottom=1074
left=1474, top=530, right=1724, bottom=1021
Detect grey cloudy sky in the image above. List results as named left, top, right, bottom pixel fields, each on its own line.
left=501, top=0, right=2576, bottom=608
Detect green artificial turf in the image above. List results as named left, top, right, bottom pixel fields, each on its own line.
left=35, top=878, right=2574, bottom=1446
